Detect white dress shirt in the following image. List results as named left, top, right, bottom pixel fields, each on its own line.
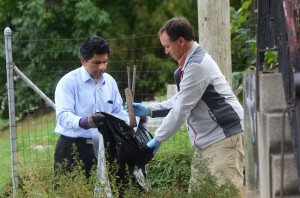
left=54, top=66, right=128, bottom=138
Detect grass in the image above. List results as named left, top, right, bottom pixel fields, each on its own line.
left=0, top=117, right=14, bottom=193
left=0, top=135, right=12, bottom=194
left=0, top=111, right=239, bottom=197
left=0, top=110, right=192, bottom=195
left=2, top=148, right=239, bottom=197
left=0, top=110, right=57, bottom=193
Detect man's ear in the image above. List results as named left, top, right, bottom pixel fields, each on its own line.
left=80, top=56, right=85, bottom=65
left=178, top=37, right=185, bottom=46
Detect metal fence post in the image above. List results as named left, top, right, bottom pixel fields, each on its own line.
left=4, top=27, right=18, bottom=197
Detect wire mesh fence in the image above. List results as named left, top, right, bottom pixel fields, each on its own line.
left=1, top=32, right=195, bottom=193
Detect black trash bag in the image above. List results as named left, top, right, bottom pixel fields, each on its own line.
left=98, top=112, right=154, bottom=169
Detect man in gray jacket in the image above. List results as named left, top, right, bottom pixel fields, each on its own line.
left=133, top=17, right=245, bottom=194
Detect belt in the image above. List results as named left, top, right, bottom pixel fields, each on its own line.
left=61, top=135, right=93, bottom=145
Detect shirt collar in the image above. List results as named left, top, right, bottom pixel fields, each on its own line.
left=80, top=66, right=106, bottom=85
left=178, top=47, right=191, bottom=69
left=80, top=66, right=92, bottom=82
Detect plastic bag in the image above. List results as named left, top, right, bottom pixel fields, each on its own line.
left=98, top=112, right=154, bottom=168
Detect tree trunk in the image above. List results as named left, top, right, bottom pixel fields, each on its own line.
left=197, top=0, right=232, bottom=86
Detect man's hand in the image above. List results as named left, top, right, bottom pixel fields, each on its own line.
left=79, top=112, right=105, bottom=130
left=132, top=102, right=149, bottom=117
left=146, top=138, right=161, bottom=154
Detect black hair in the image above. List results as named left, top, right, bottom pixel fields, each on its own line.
left=79, top=36, right=111, bottom=61
left=158, top=17, right=195, bottom=42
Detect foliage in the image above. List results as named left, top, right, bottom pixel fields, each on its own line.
left=147, top=150, right=240, bottom=198
left=1, top=148, right=239, bottom=197
left=147, top=149, right=193, bottom=191
left=230, top=0, right=279, bottom=76
left=188, top=157, right=240, bottom=198
left=1, top=0, right=262, bottom=118
left=263, top=50, right=279, bottom=72
left=230, top=0, right=256, bottom=72
left=0, top=0, right=197, bottom=119
left=0, top=112, right=240, bottom=197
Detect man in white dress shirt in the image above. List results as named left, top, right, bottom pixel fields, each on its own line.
left=54, top=36, right=127, bottom=181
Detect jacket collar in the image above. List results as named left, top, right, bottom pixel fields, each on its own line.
left=182, top=42, right=199, bottom=71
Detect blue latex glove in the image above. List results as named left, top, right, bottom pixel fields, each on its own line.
left=132, top=102, right=149, bottom=117
left=146, top=138, right=161, bottom=154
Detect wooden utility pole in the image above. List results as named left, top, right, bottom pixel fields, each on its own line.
left=197, top=0, right=232, bottom=86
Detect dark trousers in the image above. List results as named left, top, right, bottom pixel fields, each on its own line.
left=54, top=135, right=97, bottom=178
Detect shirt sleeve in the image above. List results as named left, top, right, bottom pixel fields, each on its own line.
left=153, top=62, right=211, bottom=142
left=55, top=77, right=81, bottom=129
left=148, top=95, right=176, bottom=111
left=147, top=95, right=176, bottom=117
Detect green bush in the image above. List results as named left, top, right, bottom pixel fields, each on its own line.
left=0, top=113, right=240, bottom=197
left=1, top=148, right=239, bottom=197
left=147, top=150, right=192, bottom=192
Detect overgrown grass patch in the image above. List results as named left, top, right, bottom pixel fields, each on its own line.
left=147, top=149, right=193, bottom=192
left=0, top=111, right=56, bottom=195
left=1, top=149, right=239, bottom=197
left=0, top=112, right=240, bottom=197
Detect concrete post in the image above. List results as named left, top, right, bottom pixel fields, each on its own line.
left=197, top=0, right=232, bottom=86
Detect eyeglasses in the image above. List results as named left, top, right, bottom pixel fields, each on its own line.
left=91, top=60, right=108, bottom=66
